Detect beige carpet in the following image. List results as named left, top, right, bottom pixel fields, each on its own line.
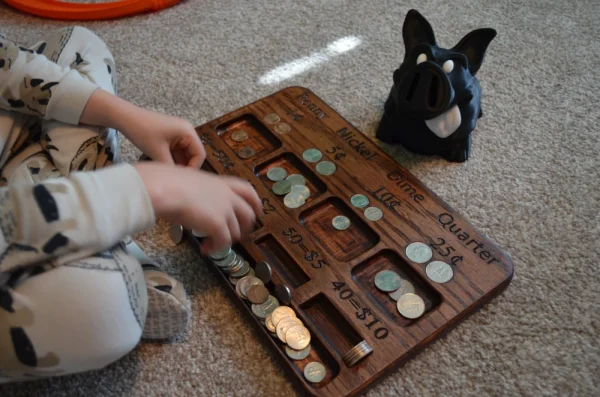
left=1, top=0, right=599, bottom=396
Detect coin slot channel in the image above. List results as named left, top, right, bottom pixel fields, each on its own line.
left=255, top=234, right=311, bottom=288
left=299, top=197, right=380, bottom=262
left=300, top=293, right=363, bottom=357
left=215, top=114, right=282, bottom=161
left=254, top=152, right=327, bottom=206
left=351, top=250, right=442, bottom=326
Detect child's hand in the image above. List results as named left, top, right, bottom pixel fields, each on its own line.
left=135, top=162, right=262, bottom=254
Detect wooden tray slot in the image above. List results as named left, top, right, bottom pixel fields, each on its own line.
left=254, top=153, right=327, bottom=205
left=300, top=197, right=380, bottom=262
left=215, top=114, right=282, bottom=160
left=351, top=250, right=442, bottom=326
left=300, top=293, right=363, bottom=357
left=255, top=234, right=310, bottom=288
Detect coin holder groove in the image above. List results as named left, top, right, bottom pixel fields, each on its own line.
left=255, top=234, right=311, bottom=288
left=215, top=114, right=282, bottom=161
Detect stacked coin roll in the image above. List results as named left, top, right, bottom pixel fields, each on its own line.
left=342, top=340, right=373, bottom=367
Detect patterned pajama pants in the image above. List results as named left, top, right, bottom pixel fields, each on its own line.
left=0, top=27, right=189, bottom=383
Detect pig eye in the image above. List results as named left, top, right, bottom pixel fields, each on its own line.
left=443, top=60, right=454, bottom=73
left=416, top=53, right=427, bottom=65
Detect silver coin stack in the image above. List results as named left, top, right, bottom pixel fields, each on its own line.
left=209, top=247, right=254, bottom=284
left=342, top=340, right=373, bottom=367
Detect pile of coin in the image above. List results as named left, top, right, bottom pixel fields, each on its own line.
left=268, top=166, right=311, bottom=209
left=405, top=242, right=454, bottom=283
left=209, top=247, right=254, bottom=284
left=342, top=340, right=373, bottom=367
left=348, top=193, right=383, bottom=222
left=374, top=269, right=425, bottom=319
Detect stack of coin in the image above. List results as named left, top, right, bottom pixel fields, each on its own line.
left=373, top=270, right=425, bottom=319
left=342, top=340, right=373, bottom=367
left=209, top=246, right=252, bottom=284
left=266, top=306, right=312, bottom=360
left=268, top=166, right=311, bottom=209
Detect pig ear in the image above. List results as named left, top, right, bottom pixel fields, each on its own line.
left=402, top=9, right=437, bottom=55
left=452, top=28, right=496, bottom=75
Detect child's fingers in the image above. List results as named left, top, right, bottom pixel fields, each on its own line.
left=225, top=179, right=262, bottom=216
left=227, top=211, right=241, bottom=244
left=232, top=195, right=256, bottom=236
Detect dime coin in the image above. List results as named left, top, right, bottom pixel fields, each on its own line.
left=302, top=148, right=322, bottom=163
left=271, top=306, right=296, bottom=327
left=316, top=161, right=336, bottom=176
left=276, top=317, right=303, bottom=343
left=332, top=215, right=351, bottom=231
left=426, top=261, right=453, bottom=283
left=169, top=224, right=183, bottom=245
left=267, top=167, right=287, bottom=181
left=284, top=191, right=305, bottom=209
left=290, top=185, right=310, bottom=200
left=242, top=277, right=264, bottom=297
left=364, top=206, right=383, bottom=221
left=263, top=113, right=280, bottom=124
left=246, top=284, right=270, bottom=304
left=285, top=344, right=311, bottom=360
left=272, top=180, right=292, bottom=196
left=405, top=242, right=433, bottom=264
left=252, top=295, right=279, bottom=319
left=304, top=362, right=326, bottom=383
left=265, top=314, right=277, bottom=333
left=286, top=174, right=306, bottom=186
left=389, top=279, right=415, bottom=301
left=274, top=123, right=292, bottom=134
left=237, top=146, right=255, bottom=159
left=231, top=130, right=248, bottom=142
left=374, top=270, right=402, bottom=292
left=209, top=246, right=232, bottom=260
left=255, top=261, right=272, bottom=283
left=285, top=325, right=311, bottom=350
left=350, top=194, right=369, bottom=209
left=396, top=293, right=425, bottom=319
left=275, top=284, right=292, bottom=305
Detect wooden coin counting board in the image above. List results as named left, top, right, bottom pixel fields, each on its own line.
left=184, top=87, right=513, bottom=397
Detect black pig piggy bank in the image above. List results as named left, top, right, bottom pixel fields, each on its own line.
left=376, top=9, right=496, bottom=162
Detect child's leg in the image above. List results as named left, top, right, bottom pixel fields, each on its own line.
left=0, top=244, right=147, bottom=383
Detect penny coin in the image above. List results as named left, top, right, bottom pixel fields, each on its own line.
left=265, top=314, right=277, bottom=333
left=284, top=191, right=305, bottom=209
left=264, top=113, right=280, bottom=124
left=271, top=306, right=296, bottom=327
left=426, top=261, right=454, bottom=283
left=286, top=174, right=306, bottom=186
left=285, top=325, right=311, bottom=350
left=246, top=284, right=270, bottom=304
left=267, top=167, right=287, bottom=181
left=252, top=295, right=279, bottom=319
left=276, top=317, right=303, bottom=343
left=255, top=261, right=272, bottom=283
left=291, top=185, right=310, bottom=200
left=304, top=362, right=326, bottom=383
left=274, top=123, right=292, bottom=134
left=272, top=180, right=292, bottom=196
left=374, top=270, right=402, bottom=292
left=237, top=146, right=255, bottom=159
left=242, top=277, right=264, bottom=297
left=231, top=130, right=248, bottom=142
left=169, top=224, right=183, bottom=245
left=389, top=279, right=415, bottom=301
left=316, top=161, right=336, bottom=176
left=302, top=148, right=322, bottom=163
left=364, top=206, right=383, bottom=221
left=332, top=215, right=351, bottom=231
left=275, top=284, right=292, bottom=305
left=396, top=293, right=425, bottom=319
left=209, top=246, right=232, bottom=260
left=285, top=344, right=311, bottom=360
left=406, top=242, right=433, bottom=264
left=350, top=194, right=369, bottom=209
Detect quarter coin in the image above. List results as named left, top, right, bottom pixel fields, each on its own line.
left=251, top=295, right=279, bottom=319
left=405, top=242, right=433, bottom=264
left=350, top=194, right=369, bottom=208
left=283, top=191, right=305, bottom=209
left=271, top=306, right=296, bottom=327
left=396, top=293, right=425, bottom=319
left=274, top=123, right=292, bottom=134
left=246, top=284, right=270, bottom=304
left=285, top=345, right=311, bottom=360
left=290, top=185, right=310, bottom=200
left=426, top=261, right=454, bottom=283
left=364, top=206, right=383, bottom=221
left=263, top=113, right=280, bottom=124
left=272, top=180, right=292, bottom=196
left=285, top=325, right=311, bottom=350
left=389, top=279, right=415, bottom=301
left=231, top=130, right=248, bottom=142
left=374, top=270, right=402, bottom=292
left=237, top=146, right=255, bottom=159
left=302, top=148, right=322, bottom=163
left=286, top=174, right=306, bottom=186
left=304, top=362, right=326, bottom=383
left=267, top=167, right=287, bottom=181
left=332, top=215, right=351, bottom=231
left=316, top=161, right=336, bottom=176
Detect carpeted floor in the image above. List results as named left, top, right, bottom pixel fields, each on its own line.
left=1, top=0, right=599, bottom=396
